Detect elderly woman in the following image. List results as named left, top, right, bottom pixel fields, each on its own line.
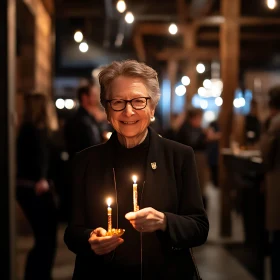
left=64, top=60, right=209, bottom=280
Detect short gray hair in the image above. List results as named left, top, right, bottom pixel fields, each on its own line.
left=98, top=60, right=161, bottom=110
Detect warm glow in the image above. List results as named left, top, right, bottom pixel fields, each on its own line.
left=198, top=87, right=207, bottom=97
left=132, top=175, right=137, bottom=183
left=181, top=76, right=190, bottom=86
left=125, top=12, right=134, bottom=24
left=175, top=85, right=186, bottom=96
left=74, top=31, right=83, bottom=43
left=79, top=42, right=89, bottom=53
left=203, top=79, right=212, bottom=89
left=107, top=197, right=112, bottom=207
left=116, top=0, right=126, bottom=13
left=204, top=111, right=216, bottom=123
left=65, top=99, right=75, bottom=110
left=196, top=63, right=205, bottom=74
left=215, top=97, right=223, bottom=107
left=168, top=23, right=178, bottom=35
left=267, top=0, right=277, bottom=9
left=55, top=98, right=65, bottom=109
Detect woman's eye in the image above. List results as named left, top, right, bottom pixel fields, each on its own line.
left=135, top=99, right=144, bottom=104
left=113, top=100, right=123, bottom=105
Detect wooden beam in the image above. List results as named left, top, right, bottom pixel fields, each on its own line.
left=198, top=32, right=280, bottom=41
left=167, top=60, right=178, bottom=118
left=133, top=31, right=146, bottom=62
left=56, top=7, right=102, bottom=18
left=239, top=17, right=280, bottom=25
left=155, top=47, right=219, bottom=60
left=194, top=15, right=225, bottom=26
left=133, top=15, right=280, bottom=64
left=134, top=23, right=187, bottom=35
left=177, top=0, right=187, bottom=23
left=41, top=0, right=54, bottom=16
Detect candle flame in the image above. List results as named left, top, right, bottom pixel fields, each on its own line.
left=107, top=197, right=112, bottom=206
left=132, top=175, right=137, bottom=183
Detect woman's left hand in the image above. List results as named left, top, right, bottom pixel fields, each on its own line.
left=125, top=207, right=167, bottom=232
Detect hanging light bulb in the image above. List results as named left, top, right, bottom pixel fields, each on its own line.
left=116, top=0, right=127, bottom=13
left=196, top=63, right=205, bottom=74
left=79, top=42, right=89, bottom=53
left=74, top=31, right=83, bottom=43
left=266, top=0, right=277, bottom=9
left=125, top=12, right=134, bottom=24
left=168, top=23, right=178, bottom=35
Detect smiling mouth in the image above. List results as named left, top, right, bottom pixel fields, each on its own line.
left=120, top=121, right=139, bottom=124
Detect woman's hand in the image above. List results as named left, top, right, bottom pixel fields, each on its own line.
left=88, top=227, right=124, bottom=255
left=35, top=178, right=50, bottom=195
left=125, top=207, right=167, bottom=233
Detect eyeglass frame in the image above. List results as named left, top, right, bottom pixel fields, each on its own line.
left=106, top=97, right=151, bottom=111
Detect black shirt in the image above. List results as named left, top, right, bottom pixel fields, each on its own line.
left=112, top=132, right=149, bottom=266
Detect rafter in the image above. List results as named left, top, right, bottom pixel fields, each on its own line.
left=155, top=47, right=219, bottom=61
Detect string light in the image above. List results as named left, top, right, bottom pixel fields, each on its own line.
left=266, top=0, right=277, bottom=9
left=74, top=31, right=83, bottom=43
left=168, top=23, right=178, bottom=35
left=116, top=0, right=126, bottom=13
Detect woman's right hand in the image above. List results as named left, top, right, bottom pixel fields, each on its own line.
left=88, top=227, right=124, bottom=255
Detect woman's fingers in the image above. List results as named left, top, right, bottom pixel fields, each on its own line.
left=89, top=229, right=124, bottom=255
left=94, top=238, right=124, bottom=255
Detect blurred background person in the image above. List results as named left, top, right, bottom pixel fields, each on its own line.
left=16, top=92, right=59, bottom=280
left=260, top=86, right=280, bottom=280
left=163, top=112, right=186, bottom=141
left=175, top=107, right=218, bottom=208
left=243, top=99, right=261, bottom=149
left=206, top=118, right=221, bottom=188
left=64, top=82, right=107, bottom=161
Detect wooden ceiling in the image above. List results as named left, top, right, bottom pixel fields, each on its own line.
left=54, top=0, right=280, bottom=76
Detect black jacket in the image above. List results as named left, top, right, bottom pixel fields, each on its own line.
left=176, top=122, right=207, bottom=152
left=64, top=107, right=103, bottom=159
left=17, top=123, right=50, bottom=181
left=64, top=127, right=209, bottom=280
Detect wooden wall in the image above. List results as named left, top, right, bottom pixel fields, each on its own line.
left=16, top=0, right=54, bottom=128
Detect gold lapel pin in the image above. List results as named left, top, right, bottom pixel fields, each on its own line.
left=151, top=162, right=157, bottom=170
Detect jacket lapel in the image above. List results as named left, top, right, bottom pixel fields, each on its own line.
left=140, top=127, right=163, bottom=209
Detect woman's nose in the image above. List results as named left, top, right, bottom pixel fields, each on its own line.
left=123, top=102, right=135, bottom=116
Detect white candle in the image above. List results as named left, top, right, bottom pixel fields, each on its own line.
left=107, top=197, right=112, bottom=232
left=132, top=175, right=139, bottom=211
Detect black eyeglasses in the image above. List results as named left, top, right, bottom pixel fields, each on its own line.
left=106, top=97, right=151, bottom=111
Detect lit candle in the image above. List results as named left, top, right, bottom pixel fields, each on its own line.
left=132, top=175, right=139, bottom=211
left=107, top=197, right=112, bottom=232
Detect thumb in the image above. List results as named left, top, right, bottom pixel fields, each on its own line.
left=125, top=212, right=136, bottom=220
left=94, top=227, right=107, bottom=237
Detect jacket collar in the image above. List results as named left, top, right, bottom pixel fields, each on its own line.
left=104, top=126, right=160, bottom=169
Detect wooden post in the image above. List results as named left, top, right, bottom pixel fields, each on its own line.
left=183, top=25, right=198, bottom=107
left=167, top=59, right=178, bottom=123
left=219, top=0, right=240, bottom=237
left=0, top=0, right=17, bottom=278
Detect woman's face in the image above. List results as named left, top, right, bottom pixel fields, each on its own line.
left=106, top=76, right=155, bottom=139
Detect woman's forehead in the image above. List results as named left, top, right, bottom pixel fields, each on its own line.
left=109, top=77, right=149, bottom=98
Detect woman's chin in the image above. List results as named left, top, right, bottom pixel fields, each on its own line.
left=118, top=127, right=144, bottom=139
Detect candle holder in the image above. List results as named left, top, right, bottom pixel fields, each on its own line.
left=106, top=228, right=125, bottom=237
